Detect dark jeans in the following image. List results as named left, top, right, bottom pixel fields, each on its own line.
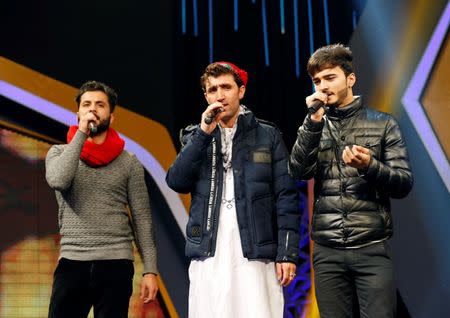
left=313, top=241, right=396, bottom=318
left=48, top=258, right=134, bottom=318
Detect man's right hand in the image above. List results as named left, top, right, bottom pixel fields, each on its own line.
left=305, top=92, right=327, bottom=122
left=77, top=111, right=98, bottom=135
left=200, top=102, right=223, bottom=134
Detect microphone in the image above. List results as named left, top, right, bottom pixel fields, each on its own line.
left=88, top=122, right=98, bottom=134
left=204, top=107, right=223, bottom=125
left=307, top=100, right=325, bottom=115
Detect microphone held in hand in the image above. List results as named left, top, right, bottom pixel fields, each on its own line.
left=204, top=107, right=224, bottom=125
left=88, top=122, right=98, bottom=134
left=307, top=100, right=325, bottom=115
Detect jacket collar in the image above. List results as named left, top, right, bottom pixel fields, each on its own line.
left=326, top=96, right=363, bottom=120
left=237, top=105, right=258, bottom=130
left=213, top=105, right=257, bottom=138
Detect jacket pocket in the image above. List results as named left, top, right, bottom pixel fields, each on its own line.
left=317, top=140, right=334, bottom=164
left=250, top=194, right=276, bottom=245
left=355, top=135, right=381, bottom=159
left=251, top=147, right=272, bottom=164
left=186, top=193, right=207, bottom=244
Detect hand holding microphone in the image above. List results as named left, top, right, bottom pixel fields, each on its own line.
left=306, top=92, right=327, bottom=122
left=307, top=100, right=325, bottom=115
left=200, top=103, right=224, bottom=134
left=78, top=110, right=98, bottom=135
left=204, top=107, right=223, bottom=124
left=88, top=122, right=98, bottom=134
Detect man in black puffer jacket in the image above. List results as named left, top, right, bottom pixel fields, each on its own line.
left=289, top=44, right=413, bottom=318
left=166, top=62, right=300, bottom=317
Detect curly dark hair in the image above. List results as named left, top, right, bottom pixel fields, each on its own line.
left=200, top=63, right=244, bottom=91
left=307, top=43, right=354, bottom=77
left=75, top=80, right=118, bottom=112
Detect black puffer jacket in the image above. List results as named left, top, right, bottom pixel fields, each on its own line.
left=166, top=107, right=300, bottom=263
left=289, top=97, right=413, bottom=248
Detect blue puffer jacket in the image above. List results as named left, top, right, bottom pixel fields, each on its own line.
left=166, top=107, right=300, bottom=264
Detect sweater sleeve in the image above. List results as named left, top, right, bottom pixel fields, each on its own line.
left=45, top=130, right=87, bottom=191
left=127, top=154, right=158, bottom=275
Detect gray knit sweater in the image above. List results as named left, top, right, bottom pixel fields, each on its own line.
left=45, top=130, right=157, bottom=274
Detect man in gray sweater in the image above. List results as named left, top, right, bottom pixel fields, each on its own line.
left=46, top=81, right=158, bottom=318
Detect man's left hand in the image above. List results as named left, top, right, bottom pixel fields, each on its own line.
left=342, top=145, right=371, bottom=170
left=276, top=262, right=297, bottom=287
left=140, top=273, right=158, bottom=304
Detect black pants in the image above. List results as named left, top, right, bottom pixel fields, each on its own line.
left=48, top=258, right=134, bottom=318
left=313, top=241, right=396, bottom=318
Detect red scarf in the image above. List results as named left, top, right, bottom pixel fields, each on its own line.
left=67, top=126, right=125, bottom=167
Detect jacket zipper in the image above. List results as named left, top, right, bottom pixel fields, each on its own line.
left=207, top=167, right=221, bottom=256
left=206, top=138, right=216, bottom=233
left=206, top=137, right=220, bottom=256
left=285, top=231, right=290, bottom=255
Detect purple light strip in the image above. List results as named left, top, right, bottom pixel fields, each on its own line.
left=0, top=80, right=188, bottom=236
left=401, top=2, right=450, bottom=192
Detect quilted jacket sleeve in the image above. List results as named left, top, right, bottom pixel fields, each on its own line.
left=166, top=126, right=213, bottom=194
left=288, top=115, right=324, bottom=180
left=270, top=127, right=301, bottom=264
left=362, top=116, right=413, bottom=198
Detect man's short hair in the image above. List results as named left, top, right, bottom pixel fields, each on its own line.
left=75, top=81, right=118, bottom=112
left=200, top=63, right=244, bottom=91
left=307, top=44, right=354, bottom=77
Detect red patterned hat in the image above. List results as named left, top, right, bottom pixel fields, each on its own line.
left=216, top=61, right=248, bottom=86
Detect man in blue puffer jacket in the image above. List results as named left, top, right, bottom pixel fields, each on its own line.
left=166, top=61, right=300, bottom=317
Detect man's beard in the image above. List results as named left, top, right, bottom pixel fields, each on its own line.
left=328, top=86, right=349, bottom=108
left=90, top=117, right=111, bottom=137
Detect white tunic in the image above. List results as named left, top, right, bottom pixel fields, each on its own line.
left=188, top=122, right=284, bottom=318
